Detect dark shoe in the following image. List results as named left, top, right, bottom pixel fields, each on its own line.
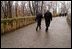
left=36, top=28, right=38, bottom=31
left=45, top=29, right=47, bottom=32
left=45, top=28, right=48, bottom=32
left=39, top=27, right=41, bottom=30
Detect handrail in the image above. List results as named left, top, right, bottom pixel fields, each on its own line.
left=1, top=16, right=36, bottom=34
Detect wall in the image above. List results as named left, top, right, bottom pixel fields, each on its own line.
left=1, top=16, right=35, bottom=34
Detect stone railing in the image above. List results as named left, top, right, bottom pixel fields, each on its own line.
left=1, top=16, right=35, bottom=34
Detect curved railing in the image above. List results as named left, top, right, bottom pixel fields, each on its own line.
left=1, top=16, right=35, bottom=34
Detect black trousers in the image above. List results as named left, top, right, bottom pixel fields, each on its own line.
left=45, top=20, right=50, bottom=30
left=36, top=21, right=41, bottom=30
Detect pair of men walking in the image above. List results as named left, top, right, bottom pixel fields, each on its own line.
left=35, top=10, right=52, bottom=32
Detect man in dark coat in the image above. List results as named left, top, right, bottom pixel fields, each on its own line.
left=44, top=10, right=52, bottom=32
left=35, top=12, right=43, bottom=31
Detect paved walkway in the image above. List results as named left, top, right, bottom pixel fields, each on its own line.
left=1, top=17, right=71, bottom=48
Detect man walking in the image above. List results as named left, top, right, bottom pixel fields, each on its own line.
left=35, top=12, right=43, bottom=31
left=44, top=10, right=52, bottom=32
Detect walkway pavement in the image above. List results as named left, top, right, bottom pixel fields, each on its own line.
left=1, top=17, right=71, bottom=48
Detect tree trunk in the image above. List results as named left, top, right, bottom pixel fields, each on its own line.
left=8, top=1, right=12, bottom=18
left=15, top=1, right=18, bottom=17
left=32, top=1, right=35, bottom=15
left=1, top=2, right=7, bottom=18
left=29, top=1, right=33, bottom=15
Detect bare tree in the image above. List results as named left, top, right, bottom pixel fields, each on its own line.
left=32, top=1, right=36, bottom=15
left=34, top=1, right=38, bottom=15
left=29, top=1, right=34, bottom=15
left=1, top=1, right=8, bottom=18
left=7, top=1, right=13, bottom=18
left=21, top=1, right=26, bottom=17
left=60, top=1, right=71, bottom=14
left=15, top=1, right=18, bottom=17
left=41, top=1, right=44, bottom=13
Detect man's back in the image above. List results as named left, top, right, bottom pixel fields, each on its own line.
left=36, top=13, right=43, bottom=22
left=44, top=11, right=52, bottom=21
left=44, top=10, right=52, bottom=32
